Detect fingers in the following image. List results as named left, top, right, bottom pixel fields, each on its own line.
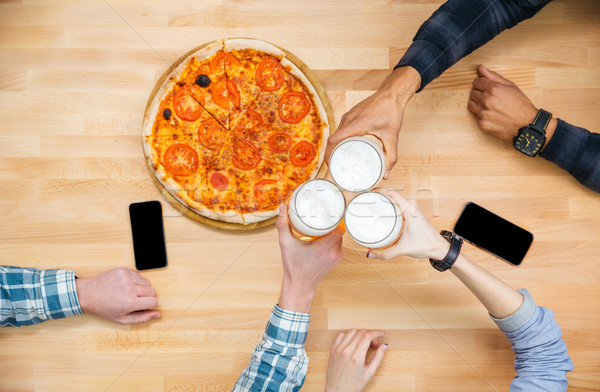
left=136, top=284, right=157, bottom=297
left=467, top=98, right=482, bottom=117
left=366, top=341, right=388, bottom=374
left=127, top=269, right=151, bottom=286
left=469, top=89, right=483, bottom=105
left=338, top=329, right=359, bottom=351
left=314, top=223, right=345, bottom=250
left=332, top=330, right=346, bottom=350
left=118, top=310, right=161, bottom=325
left=131, top=296, right=158, bottom=312
left=382, top=189, right=412, bottom=215
left=477, top=64, right=512, bottom=85
left=276, top=204, right=294, bottom=246
left=357, top=331, right=385, bottom=359
left=472, top=77, right=493, bottom=92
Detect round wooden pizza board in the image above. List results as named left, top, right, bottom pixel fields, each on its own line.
left=143, top=38, right=336, bottom=231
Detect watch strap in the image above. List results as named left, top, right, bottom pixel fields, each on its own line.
left=429, top=230, right=463, bottom=272
left=530, top=108, right=552, bottom=134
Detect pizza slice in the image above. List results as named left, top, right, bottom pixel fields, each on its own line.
left=179, top=51, right=235, bottom=130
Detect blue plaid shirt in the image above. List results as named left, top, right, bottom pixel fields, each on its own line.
left=0, top=266, right=82, bottom=327
left=396, top=0, right=600, bottom=193
left=234, top=305, right=310, bottom=392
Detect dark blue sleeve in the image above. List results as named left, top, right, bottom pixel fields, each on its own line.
left=396, top=0, right=553, bottom=91
left=540, top=119, right=600, bottom=193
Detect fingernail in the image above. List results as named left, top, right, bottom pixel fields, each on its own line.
left=384, top=171, right=390, bottom=179
left=367, top=252, right=375, bottom=258
left=383, top=343, right=389, bottom=351
left=279, top=204, right=284, bottom=214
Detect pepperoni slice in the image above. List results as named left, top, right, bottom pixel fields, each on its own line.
left=290, top=140, right=316, bottom=167
left=254, top=179, right=280, bottom=206
left=278, top=91, right=311, bottom=124
left=256, top=57, right=284, bottom=92
left=163, top=143, right=199, bottom=176
left=211, top=51, right=241, bottom=74
left=268, top=133, right=292, bottom=152
left=198, top=118, right=226, bottom=150
left=173, top=85, right=205, bottom=121
left=232, top=138, right=262, bottom=170
left=211, top=79, right=240, bottom=110
left=210, top=172, right=229, bottom=191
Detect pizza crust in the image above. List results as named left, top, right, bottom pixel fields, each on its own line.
left=143, top=39, right=330, bottom=226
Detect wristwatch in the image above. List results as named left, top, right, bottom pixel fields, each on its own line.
left=513, top=108, right=552, bottom=157
left=429, top=230, right=463, bottom=272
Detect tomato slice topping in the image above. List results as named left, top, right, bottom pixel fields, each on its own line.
left=211, top=79, right=240, bottom=110
left=210, top=172, right=229, bottom=191
left=173, top=85, right=205, bottom=121
left=163, top=143, right=199, bottom=176
left=278, top=91, right=311, bottom=124
left=290, top=140, right=316, bottom=167
left=254, top=179, right=280, bottom=206
left=268, top=133, right=292, bottom=152
left=198, top=118, right=226, bottom=150
left=232, top=138, right=262, bottom=170
left=256, top=57, right=284, bottom=92
left=211, top=51, right=241, bottom=74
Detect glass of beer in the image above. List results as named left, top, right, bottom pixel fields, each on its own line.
left=329, top=136, right=385, bottom=193
left=288, top=179, right=346, bottom=241
left=344, top=191, right=404, bottom=249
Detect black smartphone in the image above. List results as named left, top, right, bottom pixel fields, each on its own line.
left=129, top=201, right=168, bottom=270
left=453, top=202, right=533, bottom=266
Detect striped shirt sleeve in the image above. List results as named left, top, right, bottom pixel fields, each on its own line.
left=0, top=266, right=83, bottom=327
left=233, top=305, right=310, bottom=392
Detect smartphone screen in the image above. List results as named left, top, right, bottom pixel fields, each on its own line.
left=129, top=201, right=168, bottom=270
left=453, top=202, right=533, bottom=266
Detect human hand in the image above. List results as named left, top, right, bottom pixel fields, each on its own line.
left=325, top=66, right=421, bottom=180
left=75, top=268, right=160, bottom=325
left=325, top=330, right=388, bottom=392
left=276, top=204, right=344, bottom=313
left=366, top=189, right=449, bottom=261
left=468, top=64, right=539, bottom=140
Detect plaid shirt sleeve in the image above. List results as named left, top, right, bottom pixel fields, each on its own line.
left=233, top=305, right=310, bottom=392
left=0, top=266, right=83, bottom=327
left=396, top=0, right=552, bottom=92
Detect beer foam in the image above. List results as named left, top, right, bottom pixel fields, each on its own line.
left=294, top=180, right=345, bottom=230
left=330, top=139, right=383, bottom=192
left=345, top=192, right=400, bottom=245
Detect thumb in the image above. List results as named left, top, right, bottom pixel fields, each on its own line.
left=119, top=310, right=161, bottom=325
left=366, top=248, right=395, bottom=261
left=367, top=342, right=388, bottom=375
left=477, top=64, right=511, bottom=85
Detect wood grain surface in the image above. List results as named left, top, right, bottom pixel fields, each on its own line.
left=1, top=1, right=599, bottom=391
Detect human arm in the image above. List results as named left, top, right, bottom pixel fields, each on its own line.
left=468, top=64, right=600, bottom=193
left=233, top=204, right=344, bottom=391
left=0, top=266, right=160, bottom=327
left=368, top=191, right=573, bottom=391
left=325, top=0, right=552, bottom=175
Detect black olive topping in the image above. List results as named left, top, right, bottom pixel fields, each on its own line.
left=195, top=74, right=211, bottom=87
left=163, top=108, right=172, bottom=120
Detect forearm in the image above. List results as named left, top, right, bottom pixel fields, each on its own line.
left=396, top=0, right=551, bottom=91
left=0, top=266, right=82, bottom=327
left=540, top=119, right=600, bottom=193
left=492, top=290, right=573, bottom=391
left=449, top=254, right=523, bottom=319
left=233, top=305, right=310, bottom=391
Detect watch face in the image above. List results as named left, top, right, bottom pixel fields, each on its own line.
left=514, top=128, right=544, bottom=157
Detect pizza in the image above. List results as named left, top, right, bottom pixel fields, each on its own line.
left=142, top=39, right=330, bottom=225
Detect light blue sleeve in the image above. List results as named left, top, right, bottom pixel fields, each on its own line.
left=491, top=289, right=574, bottom=391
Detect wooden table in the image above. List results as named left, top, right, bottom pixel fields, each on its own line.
left=1, top=1, right=599, bottom=391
